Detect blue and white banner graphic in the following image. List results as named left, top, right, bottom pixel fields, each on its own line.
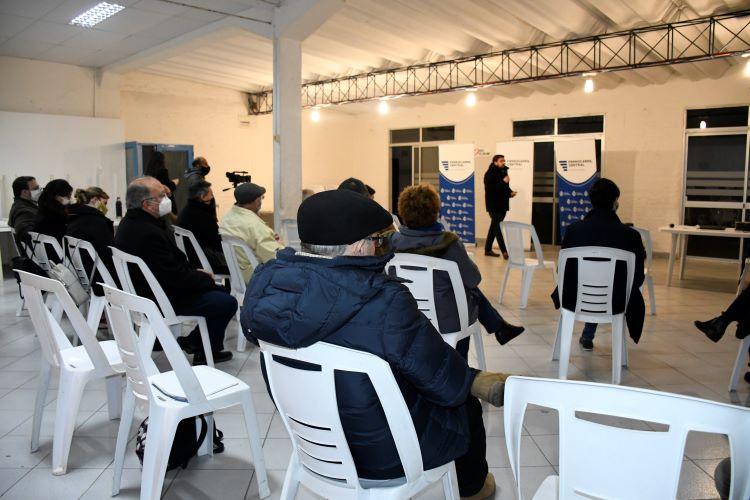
left=438, top=143, right=475, bottom=244
left=554, top=139, right=598, bottom=239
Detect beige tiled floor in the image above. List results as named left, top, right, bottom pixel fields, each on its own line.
left=0, top=250, right=747, bottom=499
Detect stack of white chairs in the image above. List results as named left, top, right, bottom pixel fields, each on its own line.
left=103, top=285, right=270, bottom=499
left=111, top=247, right=215, bottom=366
left=173, top=226, right=230, bottom=285
left=18, top=271, right=124, bottom=476
left=260, top=340, right=460, bottom=499
left=499, top=221, right=555, bottom=309
left=504, top=376, right=750, bottom=500
left=729, top=258, right=750, bottom=392
left=632, top=226, right=657, bottom=315
left=551, top=246, right=635, bottom=385
left=385, top=253, right=486, bottom=371
left=9, top=226, right=30, bottom=316
left=220, top=234, right=260, bottom=352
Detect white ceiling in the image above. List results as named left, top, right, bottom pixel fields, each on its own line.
left=1, top=0, right=749, bottom=93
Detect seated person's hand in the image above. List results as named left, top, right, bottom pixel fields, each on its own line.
left=198, top=269, right=214, bottom=279
left=274, top=233, right=281, bottom=242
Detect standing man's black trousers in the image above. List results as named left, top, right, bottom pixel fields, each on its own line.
left=485, top=210, right=508, bottom=254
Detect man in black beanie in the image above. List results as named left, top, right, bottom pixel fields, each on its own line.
left=241, top=189, right=509, bottom=499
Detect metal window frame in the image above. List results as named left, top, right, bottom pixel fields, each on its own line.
left=248, top=10, right=750, bottom=114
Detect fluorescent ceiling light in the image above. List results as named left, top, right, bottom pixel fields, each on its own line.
left=378, top=100, right=389, bottom=115
left=70, top=2, right=125, bottom=28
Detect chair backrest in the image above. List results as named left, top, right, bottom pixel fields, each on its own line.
left=17, top=270, right=114, bottom=376
left=504, top=376, right=750, bottom=500
left=439, top=216, right=452, bottom=232
left=103, top=284, right=210, bottom=409
left=280, top=218, right=300, bottom=250
left=220, top=234, right=259, bottom=296
left=173, top=225, right=214, bottom=274
left=110, top=247, right=177, bottom=320
left=9, top=226, right=26, bottom=258
left=64, top=235, right=116, bottom=293
left=557, top=246, right=635, bottom=321
left=631, top=226, right=653, bottom=270
left=500, top=221, right=545, bottom=266
left=259, top=340, right=426, bottom=489
left=27, top=232, right=63, bottom=272
left=385, top=253, right=468, bottom=334
left=391, top=213, right=401, bottom=230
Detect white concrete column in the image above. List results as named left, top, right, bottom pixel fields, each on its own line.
left=272, top=35, right=303, bottom=231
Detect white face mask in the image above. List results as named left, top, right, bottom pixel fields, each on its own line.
left=158, top=196, right=172, bottom=217
left=58, top=196, right=71, bottom=206
left=29, top=188, right=41, bottom=202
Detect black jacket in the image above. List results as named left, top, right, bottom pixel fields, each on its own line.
left=115, top=208, right=217, bottom=308
left=389, top=225, right=481, bottom=332
left=66, top=204, right=118, bottom=296
left=177, top=199, right=221, bottom=252
left=484, top=165, right=511, bottom=213
left=8, top=197, right=38, bottom=248
left=552, top=208, right=646, bottom=342
left=242, top=248, right=475, bottom=480
left=34, top=206, right=67, bottom=243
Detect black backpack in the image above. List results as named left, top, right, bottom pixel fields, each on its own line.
left=135, top=415, right=224, bottom=471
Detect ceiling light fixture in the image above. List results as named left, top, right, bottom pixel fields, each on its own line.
left=311, top=108, right=320, bottom=122
left=70, top=2, right=125, bottom=28
left=583, top=78, right=595, bottom=93
left=699, top=120, right=707, bottom=129
left=378, top=100, right=389, bottom=115
left=465, top=91, right=477, bottom=107
left=744, top=59, right=750, bottom=77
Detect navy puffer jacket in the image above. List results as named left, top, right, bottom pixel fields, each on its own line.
left=241, top=248, right=476, bottom=479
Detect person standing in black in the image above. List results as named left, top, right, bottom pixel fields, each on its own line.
left=484, top=154, right=516, bottom=258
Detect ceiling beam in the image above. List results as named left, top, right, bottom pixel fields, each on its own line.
left=273, top=0, right=344, bottom=40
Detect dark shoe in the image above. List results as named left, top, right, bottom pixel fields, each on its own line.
left=579, top=337, right=594, bottom=351
left=694, top=317, right=729, bottom=343
left=193, top=350, right=233, bottom=366
left=744, top=371, right=750, bottom=384
left=501, top=251, right=509, bottom=260
left=177, top=336, right=196, bottom=355
left=461, top=472, right=495, bottom=500
left=494, top=320, right=525, bottom=345
left=484, top=250, right=500, bottom=257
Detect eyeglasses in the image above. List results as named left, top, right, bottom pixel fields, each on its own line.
left=365, top=235, right=387, bottom=247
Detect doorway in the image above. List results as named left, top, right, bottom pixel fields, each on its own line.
left=389, top=145, right=441, bottom=214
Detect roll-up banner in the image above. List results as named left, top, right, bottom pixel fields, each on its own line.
left=438, top=143, right=476, bottom=244
left=554, top=139, right=598, bottom=238
left=496, top=141, right=534, bottom=226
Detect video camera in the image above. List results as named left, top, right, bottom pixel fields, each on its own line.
left=224, top=171, right=252, bottom=191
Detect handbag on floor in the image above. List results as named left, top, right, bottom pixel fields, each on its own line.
left=135, top=415, right=224, bottom=471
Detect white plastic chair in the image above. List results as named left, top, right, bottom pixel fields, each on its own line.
left=729, top=258, right=750, bottom=392
left=64, top=235, right=118, bottom=333
left=9, top=226, right=29, bottom=316
left=391, top=213, right=402, bottom=230
left=280, top=218, right=301, bottom=251
left=551, top=247, right=635, bottom=385
left=173, top=225, right=230, bottom=285
left=110, top=247, right=215, bottom=367
left=220, top=234, right=260, bottom=352
left=385, top=254, right=486, bottom=371
left=17, top=270, right=124, bottom=475
left=503, top=376, right=750, bottom=500
left=632, top=226, right=656, bottom=316
left=103, top=285, right=270, bottom=500
left=259, top=340, right=460, bottom=500
left=27, top=231, right=63, bottom=273
left=499, top=221, right=556, bottom=309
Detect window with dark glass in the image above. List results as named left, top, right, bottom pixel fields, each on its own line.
left=421, top=126, right=455, bottom=142
left=390, top=128, right=420, bottom=143
left=513, top=119, right=555, bottom=137
left=557, top=115, right=604, bottom=134
left=686, top=107, right=748, bottom=129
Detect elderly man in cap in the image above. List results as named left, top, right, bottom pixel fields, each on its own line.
left=241, top=189, right=508, bottom=500
left=219, top=182, right=283, bottom=282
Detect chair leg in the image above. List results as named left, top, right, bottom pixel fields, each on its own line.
left=236, top=309, right=247, bottom=352
left=195, top=318, right=214, bottom=367
left=241, top=397, right=270, bottom=498
left=498, top=266, right=511, bottom=304
left=729, top=337, right=750, bottom=392
left=621, top=328, right=629, bottom=368
left=31, top=362, right=52, bottom=452
left=139, top=407, right=179, bottom=500
left=442, top=463, right=461, bottom=500
left=106, top=376, right=123, bottom=420
left=552, top=317, right=563, bottom=361
left=86, top=295, right=106, bottom=333
left=471, top=325, right=487, bottom=372
left=112, top=388, right=135, bottom=496
left=646, top=275, right=656, bottom=316
left=519, top=267, right=535, bottom=309
left=557, top=313, right=575, bottom=380
left=15, top=297, right=25, bottom=317
left=198, top=413, right=214, bottom=457
left=279, top=457, right=301, bottom=500
left=611, top=316, right=625, bottom=385
left=51, top=370, right=88, bottom=475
